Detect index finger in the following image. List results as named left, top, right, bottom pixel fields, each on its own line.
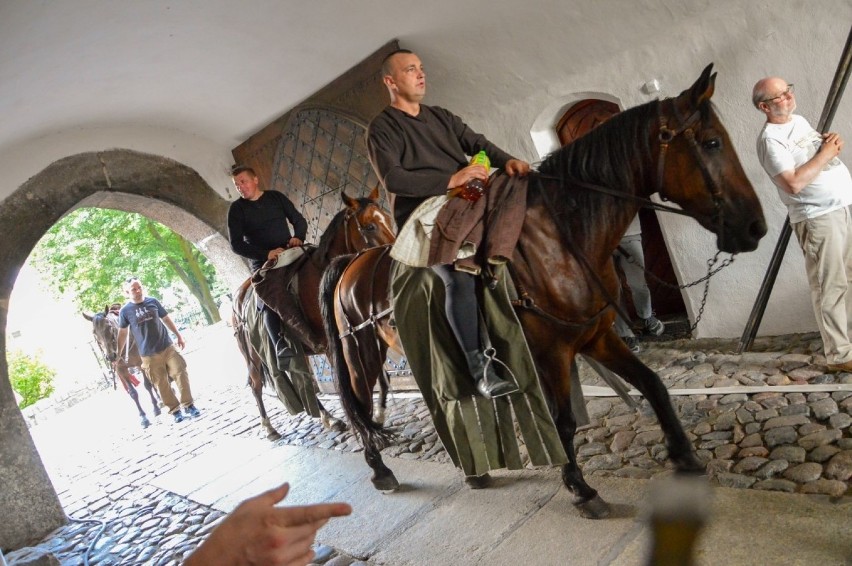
left=273, top=502, right=352, bottom=527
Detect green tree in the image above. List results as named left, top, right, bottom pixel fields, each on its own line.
left=30, top=208, right=226, bottom=324
left=7, top=349, right=56, bottom=409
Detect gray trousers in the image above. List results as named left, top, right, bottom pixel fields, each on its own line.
left=613, top=234, right=653, bottom=338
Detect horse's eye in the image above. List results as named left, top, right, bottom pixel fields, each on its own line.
left=363, top=224, right=376, bottom=232
left=702, top=138, right=722, bottom=151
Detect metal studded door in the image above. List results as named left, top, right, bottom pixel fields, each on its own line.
left=268, top=106, right=412, bottom=390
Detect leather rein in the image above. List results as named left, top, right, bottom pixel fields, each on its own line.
left=512, top=98, right=729, bottom=330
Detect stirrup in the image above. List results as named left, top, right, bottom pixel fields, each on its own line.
left=475, top=348, right=519, bottom=399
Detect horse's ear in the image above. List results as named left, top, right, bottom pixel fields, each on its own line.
left=82, top=312, right=93, bottom=321
left=688, top=63, right=716, bottom=106
left=368, top=184, right=380, bottom=202
left=104, top=305, right=110, bottom=314
left=341, top=190, right=358, bottom=208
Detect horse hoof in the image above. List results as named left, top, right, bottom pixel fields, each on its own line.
left=320, top=413, right=347, bottom=432
left=153, top=407, right=162, bottom=417
left=464, top=473, right=492, bottom=490
left=373, top=406, right=386, bottom=425
left=372, top=474, right=400, bottom=492
left=266, top=431, right=282, bottom=442
left=573, top=494, right=611, bottom=519
left=141, top=417, right=151, bottom=428
left=674, top=454, right=706, bottom=475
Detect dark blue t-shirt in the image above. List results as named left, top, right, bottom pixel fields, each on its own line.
left=118, top=297, right=173, bottom=356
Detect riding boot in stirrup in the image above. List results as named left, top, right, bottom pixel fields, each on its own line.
left=465, top=349, right=519, bottom=399
left=271, top=294, right=326, bottom=355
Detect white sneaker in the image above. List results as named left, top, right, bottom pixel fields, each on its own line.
left=642, top=316, right=665, bottom=336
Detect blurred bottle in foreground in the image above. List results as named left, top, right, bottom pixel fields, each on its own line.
left=645, top=474, right=713, bottom=566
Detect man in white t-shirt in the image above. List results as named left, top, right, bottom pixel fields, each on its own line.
left=753, top=76, right=852, bottom=372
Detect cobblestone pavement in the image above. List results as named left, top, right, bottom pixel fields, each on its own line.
left=6, top=327, right=851, bottom=565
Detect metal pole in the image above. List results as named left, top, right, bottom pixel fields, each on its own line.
left=737, top=25, right=852, bottom=353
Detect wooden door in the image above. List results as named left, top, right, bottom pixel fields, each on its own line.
left=556, top=100, right=686, bottom=319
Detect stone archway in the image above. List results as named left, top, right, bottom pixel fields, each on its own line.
left=0, top=149, right=245, bottom=550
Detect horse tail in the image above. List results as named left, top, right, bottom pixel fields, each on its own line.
left=320, top=254, right=393, bottom=450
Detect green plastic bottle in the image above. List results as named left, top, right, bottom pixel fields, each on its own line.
left=461, top=151, right=490, bottom=202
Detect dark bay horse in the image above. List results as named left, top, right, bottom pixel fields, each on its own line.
left=84, top=305, right=161, bottom=428
left=320, top=65, right=767, bottom=517
left=232, top=188, right=395, bottom=440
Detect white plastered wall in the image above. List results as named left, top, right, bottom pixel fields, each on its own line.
left=421, top=2, right=851, bottom=339
left=0, top=0, right=850, bottom=339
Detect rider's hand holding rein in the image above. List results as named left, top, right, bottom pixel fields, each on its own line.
left=504, top=158, right=531, bottom=176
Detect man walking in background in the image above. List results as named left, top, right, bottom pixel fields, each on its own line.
left=117, top=277, right=200, bottom=422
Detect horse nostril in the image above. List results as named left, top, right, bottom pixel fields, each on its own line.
left=750, top=219, right=768, bottom=240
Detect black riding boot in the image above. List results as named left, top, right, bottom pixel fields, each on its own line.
left=465, top=349, right=518, bottom=399
left=270, top=293, right=326, bottom=355
left=263, top=308, right=294, bottom=360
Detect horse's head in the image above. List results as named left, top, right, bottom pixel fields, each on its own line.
left=340, top=185, right=396, bottom=251
left=85, top=310, right=119, bottom=362
left=657, top=63, right=767, bottom=253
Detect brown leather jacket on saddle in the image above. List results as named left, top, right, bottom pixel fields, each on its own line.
left=429, top=172, right=528, bottom=278
left=251, top=247, right=326, bottom=355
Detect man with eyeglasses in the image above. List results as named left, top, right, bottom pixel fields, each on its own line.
left=753, top=76, right=852, bottom=372
left=117, top=277, right=200, bottom=422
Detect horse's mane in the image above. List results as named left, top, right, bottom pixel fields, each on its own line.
left=312, top=197, right=374, bottom=263
left=536, top=99, right=660, bottom=242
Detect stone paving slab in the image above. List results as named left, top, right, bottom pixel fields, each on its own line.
left=7, top=325, right=851, bottom=565
left=152, top=437, right=852, bottom=566
left=478, top=473, right=648, bottom=566
left=612, top=481, right=852, bottom=566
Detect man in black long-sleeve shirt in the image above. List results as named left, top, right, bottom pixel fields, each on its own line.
left=228, top=166, right=307, bottom=271
left=367, top=49, right=530, bottom=399
left=228, top=165, right=320, bottom=357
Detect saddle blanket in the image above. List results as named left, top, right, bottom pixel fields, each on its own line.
left=257, top=246, right=306, bottom=277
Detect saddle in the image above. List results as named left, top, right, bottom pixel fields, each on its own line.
left=251, top=246, right=312, bottom=305
left=251, top=245, right=325, bottom=354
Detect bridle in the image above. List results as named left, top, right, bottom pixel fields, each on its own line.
left=342, top=205, right=376, bottom=254
left=656, top=98, right=726, bottom=245
left=543, top=98, right=725, bottom=233
left=91, top=313, right=118, bottom=362
left=515, top=97, right=733, bottom=332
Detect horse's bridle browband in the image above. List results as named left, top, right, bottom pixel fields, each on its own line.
left=342, top=206, right=376, bottom=254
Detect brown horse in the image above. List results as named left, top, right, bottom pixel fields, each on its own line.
left=232, top=188, right=395, bottom=440
left=320, top=65, right=767, bottom=517
left=84, top=305, right=162, bottom=428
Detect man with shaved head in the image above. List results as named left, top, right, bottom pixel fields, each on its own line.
left=753, top=76, right=852, bottom=372
left=368, top=48, right=530, bottom=399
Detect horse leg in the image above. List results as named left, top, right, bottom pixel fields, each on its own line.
left=117, top=367, right=150, bottom=428
left=374, top=367, right=390, bottom=425
left=250, top=366, right=281, bottom=441
left=556, top=378, right=611, bottom=518
left=318, top=400, right=347, bottom=432
left=142, top=372, right=161, bottom=416
left=533, top=345, right=610, bottom=518
left=589, top=331, right=703, bottom=473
